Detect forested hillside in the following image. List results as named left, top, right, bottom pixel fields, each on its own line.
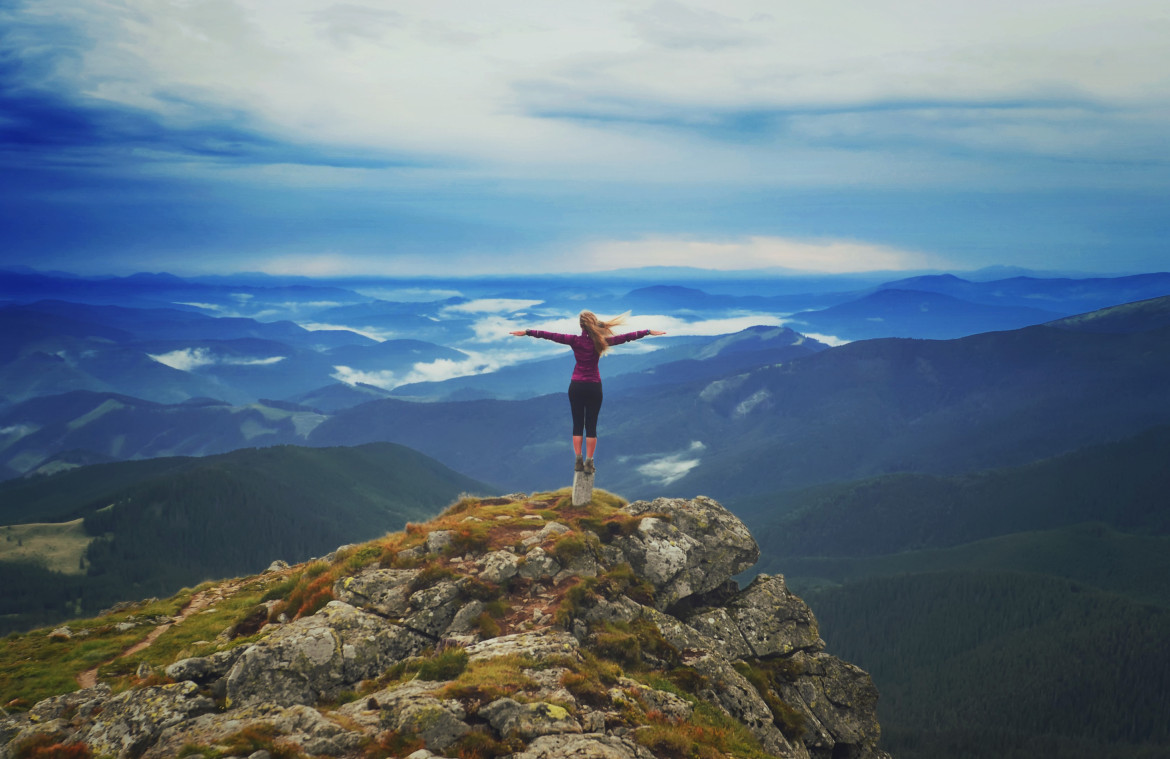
left=0, top=443, right=492, bottom=634
left=808, top=572, right=1170, bottom=759
left=736, top=422, right=1170, bottom=759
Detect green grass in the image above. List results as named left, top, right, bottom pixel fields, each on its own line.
left=100, top=576, right=287, bottom=683
left=0, top=593, right=192, bottom=708
left=0, top=520, right=94, bottom=574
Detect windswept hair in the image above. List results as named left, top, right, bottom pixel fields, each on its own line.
left=579, top=310, right=630, bottom=356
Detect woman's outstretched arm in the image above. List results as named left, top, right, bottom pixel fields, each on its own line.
left=510, top=329, right=576, bottom=344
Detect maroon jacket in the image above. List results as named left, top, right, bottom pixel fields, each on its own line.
left=525, top=329, right=650, bottom=382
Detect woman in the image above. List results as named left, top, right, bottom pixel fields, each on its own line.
left=511, top=311, right=665, bottom=474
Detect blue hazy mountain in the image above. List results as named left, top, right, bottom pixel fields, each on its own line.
left=877, top=272, right=1170, bottom=313
left=0, top=303, right=468, bottom=405
left=0, top=268, right=368, bottom=318
left=309, top=295, right=1170, bottom=498
left=390, top=327, right=826, bottom=401
left=0, top=392, right=324, bottom=477
left=5, top=296, right=1169, bottom=496
left=785, top=288, right=1063, bottom=340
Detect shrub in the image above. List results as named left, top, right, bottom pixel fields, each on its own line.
left=561, top=670, right=609, bottom=707
left=408, top=566, right=458, bottom=594
left=551, top=533, right=588, bottom=564
left=462, top=577, right=501, bottom=601
left=446, top=527, right=491, bottom=557
left=591, top=627, right=642, bottom=667
left=450, top=727, right=521, bottom=759
left=361, top=729, right=425, bottom=759
left=216, top=724, right=302, bottom=759
left=13, top=735, right=93, bottom=759
left=633, top=724, right=693, bottom=759
left=417, top=646, right=469, bottom=681
left=476, top=612, right=501, bottom=639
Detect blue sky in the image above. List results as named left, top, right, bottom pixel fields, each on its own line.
left=1, top=0, right=1168, bottom=277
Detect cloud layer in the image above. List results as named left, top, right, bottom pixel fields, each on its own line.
left=2, top=0, right=1168, bottom=275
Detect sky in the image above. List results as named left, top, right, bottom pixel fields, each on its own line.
left=1, top=0, right=1168, bottom=278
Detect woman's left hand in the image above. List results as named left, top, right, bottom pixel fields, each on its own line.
left=509, top=330, right=527, bottom=336
left=649, top=330, right=666, bottom=336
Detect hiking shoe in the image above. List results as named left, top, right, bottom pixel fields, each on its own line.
left=575, top=455, right=585, bottom=472
left=583, top=458, right=595, bottom=474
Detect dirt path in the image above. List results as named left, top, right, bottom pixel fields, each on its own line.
left=76, top=580, right=246, bottom=689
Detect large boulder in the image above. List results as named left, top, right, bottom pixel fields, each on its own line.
left=480, top=698, right=583, bottom=740
left=771, top=651, right=887, bottom=759
left=508, top=733, right=656, bottom=759
left=225, top=601, right=431, bottom=707
left=77, top=682, right=216, bottom=759
left=610, top=496, right=759, bottom=610
left=685, top=574, right=823, bottom=659
left=334, top=568, right=420, bottom=617
left=144, top=702, right=366, bottom=758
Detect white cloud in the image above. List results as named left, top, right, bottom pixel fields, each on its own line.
left=798, top=332, right=850, bottom=347
left=148, top=348, right=217, bottom=372
left=581, top=236, right=942, bottom=273
left=442, top=299, right=544, bottom=315
left=26, top=0, right=1170, bottom=187
left=633, top=441, right=706, bottom=486
left=301, top=322, right=395, bottom=341
left=627, top=313, right=784, bottom=336
left=331, top=366, right=399, bottom=389
left=148, top=348, right=286, bottom=371
left=353, top=287, right=463, bottom=302
left=332, top=348, right=535, bottom=389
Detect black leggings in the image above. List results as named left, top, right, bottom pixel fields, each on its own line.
left=568, top=381, right=603, bottom=438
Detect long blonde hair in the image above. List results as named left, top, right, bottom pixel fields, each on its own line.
left=579, top=310, right=629, bottom=356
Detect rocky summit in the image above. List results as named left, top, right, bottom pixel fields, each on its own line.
left=0, top=490, right=891, bottom=759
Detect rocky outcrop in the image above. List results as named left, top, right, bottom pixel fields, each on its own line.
left=609, top=496, right=760, bottom=610
left=0, top=492, right=890, bottom=759
left=225, top=600, right=433, bottom=707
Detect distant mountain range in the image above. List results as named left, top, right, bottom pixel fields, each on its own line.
left=5, top=296, right=1170, bottom=502
left=3, top=268, right=1169, bottom=412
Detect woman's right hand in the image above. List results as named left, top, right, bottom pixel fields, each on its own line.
left=509, top=330, right=527, bottom=336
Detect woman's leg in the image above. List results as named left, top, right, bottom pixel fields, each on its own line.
left=568, top=383, right=588, bottom=468
left=582, top=383, right=603, bottom=472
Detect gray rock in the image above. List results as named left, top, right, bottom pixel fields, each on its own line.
left=405, top=581, right=464, bottom=637
left=480, top=698, right=582, bottom=739
left=508, top=733, right=656, bottom=759
left=266, top=560, right=290, bottom=572
left=28, top=684, right=112, bottom=724
left=386, top=700, right=469, bottom=753
left=477, top=550, right=520, bottom=585
left=426, top=530, right=456, bottom=554
left=334, top=567, right=420, bottom=617
left=609, top=679, right=693, bottom=722
left=144, top=702, right=365, bottom=759
left=687, top=653, right=799, bottom=759
left=225, top=601, right=430, bottom=707
left=553, top=548, right=599, bottom=584
left=77, top=681, right=216, bottom=758
left=517, top=547, right=561, bottom=580
left=166, top=647, right=246, bottom=684
left=446, top=600, right=487, bottom=635
left=465, top=631, right=579, bottom=663
left=688, top=574, right=822, bottom=659
left=771, top=651, right=887, bottom=759
left=398, top=545, right=426, bottom=562
left=611, top=496, right=759, bottom=610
